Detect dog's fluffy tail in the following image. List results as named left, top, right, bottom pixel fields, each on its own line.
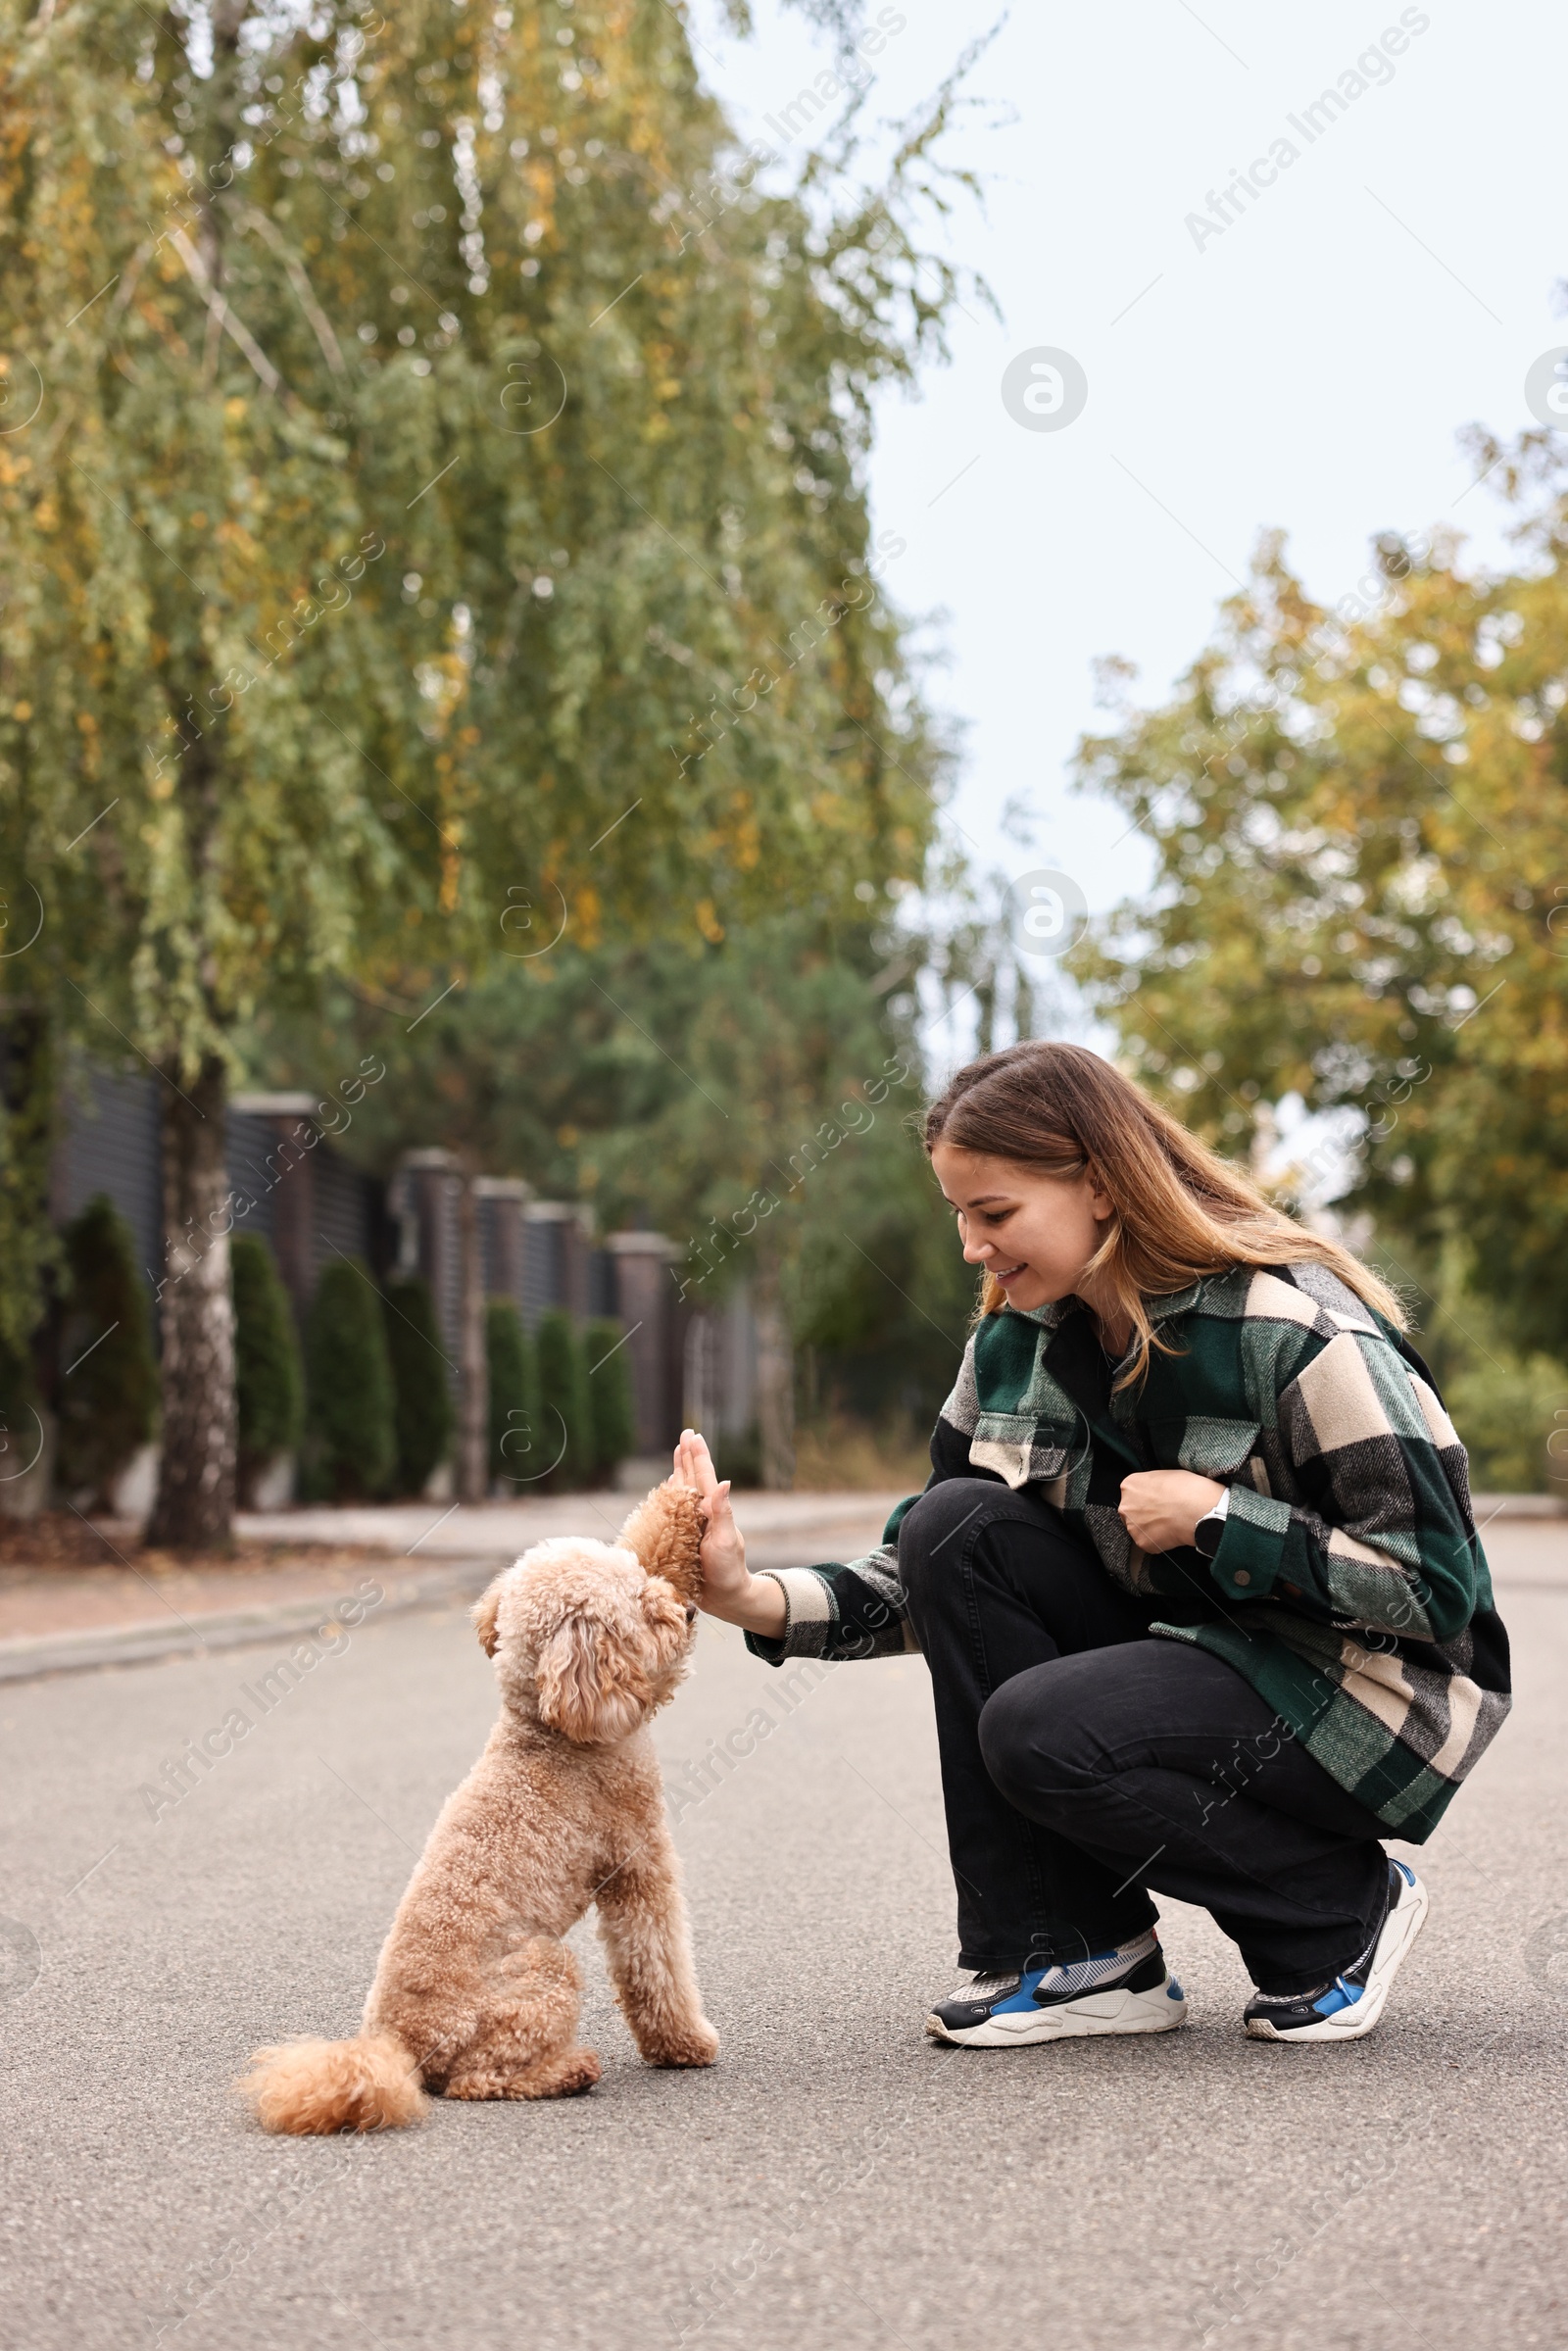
left=237, top=2032, right=426, bottom=2134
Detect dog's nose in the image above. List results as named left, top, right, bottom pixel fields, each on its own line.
left=684, top=1604, right=697, bottom=1623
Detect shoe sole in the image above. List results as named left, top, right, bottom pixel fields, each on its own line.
left=1246, top=1871, right=1429, bottom=2044
left=926, top=1981, right=1188, bottom=2047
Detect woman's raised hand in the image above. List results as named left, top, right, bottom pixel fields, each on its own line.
left=672, top=1430, right=784, bottom=1635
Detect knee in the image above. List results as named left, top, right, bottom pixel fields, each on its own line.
left=977, top=1673, right=1037, bottom=1800
left=978, top=1664, right=1089, bottom=1813
left=898, top=1479, right=1000, bottom=1604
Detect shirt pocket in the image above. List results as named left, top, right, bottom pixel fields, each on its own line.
left=1152, top=1415, right=1262, bottom=1479
left=969, top=1410, right=1081, bottom=1492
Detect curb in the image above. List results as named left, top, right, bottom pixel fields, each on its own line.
left=0, top=1557, right=503, bottom=1687
left=0, top=1516, right=893, bottom=1689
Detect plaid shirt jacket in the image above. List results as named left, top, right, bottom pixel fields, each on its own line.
left=747, top=1261, right=1511, bottom=1840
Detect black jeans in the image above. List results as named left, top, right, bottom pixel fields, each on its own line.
left=899, top=1479, right=1392, bottom=1996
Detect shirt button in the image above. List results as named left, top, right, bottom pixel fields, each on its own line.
left=1233, top=1569, right=1251, bottom=1588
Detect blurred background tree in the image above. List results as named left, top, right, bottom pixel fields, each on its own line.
left=1, top=0, right=980, bottom=1541
left=247, top=886, right=990, bottom=1488
left=1070, top=439, right=1568, bottom=1489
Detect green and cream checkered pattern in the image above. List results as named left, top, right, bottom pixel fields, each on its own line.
left=747, top=1261, right=1509, bottom=1840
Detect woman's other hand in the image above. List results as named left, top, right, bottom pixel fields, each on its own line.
left=1117, top=1470, right=1225, bottom=1555
left=672, top=1430, right=786, bottom=1635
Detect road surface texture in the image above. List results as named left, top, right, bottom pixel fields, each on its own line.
left=2, top=1509, right=1564, bottom=2351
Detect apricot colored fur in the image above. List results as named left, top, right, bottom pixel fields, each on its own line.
left=237, top=1479, right=715, bottom=2132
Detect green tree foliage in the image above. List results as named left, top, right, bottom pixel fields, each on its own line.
left=302, top=1257, right=395, bottom=1499
left=231, top=1232, right=304, bottom=1503
left=54, top=1194, right=160, bottom=1506
left=382, top=1272, right=455, bottom=1496
left=1, top=0, right=971, bottom=1541
left=535, top=1307, right=590, bottom=1490
left=584, top=1315, right=635, bottom=1480
left=1070, top=464, right=1568, bottom=1363
left=0, top=1016, right=62, bottom=1368
left=1352, top=1233, right=1566, bottom=1496
left=264, top=901, right=980, bottom=1474
left=485, top=1295, right=536, bottom=1489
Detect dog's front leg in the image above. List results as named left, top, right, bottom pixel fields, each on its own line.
left=595, top=1823, right=718, bottom=2069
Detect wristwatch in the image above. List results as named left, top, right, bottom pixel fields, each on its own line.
left=1193, top=1486, right=1232, bottom=1560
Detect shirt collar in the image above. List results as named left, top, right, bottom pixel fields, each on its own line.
left=1004, top=1276, right=1208, bottom=1333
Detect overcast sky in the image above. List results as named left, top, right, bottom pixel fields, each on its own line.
left=687, top=0, right=1567, bottom=941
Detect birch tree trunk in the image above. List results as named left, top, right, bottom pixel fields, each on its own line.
left=145, top=1055, right=236, bottom=1549
left=457, top=1168, right=488, bottom=1502
left=754, top=1253, right=795, bottom=1491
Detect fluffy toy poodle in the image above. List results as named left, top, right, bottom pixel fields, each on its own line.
left=239, top=1478, right=717, bottom=2131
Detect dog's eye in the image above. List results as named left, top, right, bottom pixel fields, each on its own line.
left=684, top=1604, right=697, bottom=1623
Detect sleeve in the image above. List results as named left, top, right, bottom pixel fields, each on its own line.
left=743, top=1372, right=979, bottom=1666
left=1203, top=1326, right=1482, bottom=1642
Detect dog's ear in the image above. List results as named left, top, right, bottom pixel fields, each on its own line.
left=471, top=1575, right=506, bottom=1658
left=617, top=1478, right=704, bottom=1607
left=535, top=1613, right=648, bottom=1744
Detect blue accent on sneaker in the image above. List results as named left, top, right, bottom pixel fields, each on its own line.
left=987, top=1969, right=1050, bottom=2015
left=926, top=1932, right=1188, bottom=2045
left=1244, top=1857, right=1429, bottom=2043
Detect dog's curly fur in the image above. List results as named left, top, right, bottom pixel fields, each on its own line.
left=238, top=1479, right=716, bottom=2132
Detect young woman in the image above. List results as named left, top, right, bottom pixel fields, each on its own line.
left=677, top=1042, right=1510, bottom=2047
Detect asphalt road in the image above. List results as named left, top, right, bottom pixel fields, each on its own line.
left=3, top=1530, right=1565, bottom=2351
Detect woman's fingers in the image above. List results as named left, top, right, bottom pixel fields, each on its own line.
left=678, top=1428, right=723, bottom=1507
left=704, top=1477, right=734, bottom=1533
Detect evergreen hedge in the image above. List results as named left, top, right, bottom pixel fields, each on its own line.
left=486, top=1298, right=540, bottom=1487
left=535, top=1308, right=592, bottom=1490
left=231, top=1233, right=303, bottom=1505
left=585, top=1317, right=637, bottom=1483
left=0, top=1333, right=38, bottom=1486
left=55, top=1194, right=160, bottom=1507
left=301, top=1258, right=396, bottom=1501
left=382, top=1274, right=455, bottom=1496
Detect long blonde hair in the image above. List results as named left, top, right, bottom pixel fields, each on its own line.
left=924, top=1042, right=1404, bottom=1386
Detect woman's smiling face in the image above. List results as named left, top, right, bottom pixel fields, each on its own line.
left=930, top=1143, right=1115, bottom=1315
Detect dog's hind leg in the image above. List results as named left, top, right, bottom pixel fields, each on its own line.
left=596, top=1830, right=718, bottom=2069
left=441, top=1935, right=601, bottom=2101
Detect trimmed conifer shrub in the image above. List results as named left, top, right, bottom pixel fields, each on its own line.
left=56, top=1194, right=160, bottom=1508
left=231, top=1233, right=303, bottom=1506
left=301, top=1258, right=396, bottom=1501
left=535, top=1307, right=592, bottom=1490
left=381, top=1274, right=456, bottom=1497
left=585, top=1317, right=637, bottom=1483
left=0, top=1333, right=38, bottom=1471
left=486, top=1298, right=540, bottom=1488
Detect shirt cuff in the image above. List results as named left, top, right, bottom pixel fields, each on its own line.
left=1210, top=1484, right=1291, bottom=1600
left=742, top=1567, right=834, bottom=1664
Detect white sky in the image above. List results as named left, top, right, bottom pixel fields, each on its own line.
left=687, top=0, right=1567, bottom=926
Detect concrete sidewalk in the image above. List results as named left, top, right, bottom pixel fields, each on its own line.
left=0, top=1494, right=901, bottom=1684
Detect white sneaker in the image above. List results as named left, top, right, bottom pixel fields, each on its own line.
left=1245, top=1859, right=1429, bottom=2042
left=926, top=1932, right=1188, bottom=2046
